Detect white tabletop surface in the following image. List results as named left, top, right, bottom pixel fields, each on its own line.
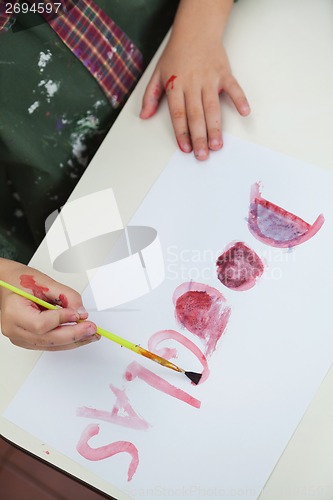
left=1, top=0, right=333, bottom=498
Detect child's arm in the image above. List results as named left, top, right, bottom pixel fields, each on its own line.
left=0, top=258, right=99, bottom=350
left=140, top=0, right=250, bottom=161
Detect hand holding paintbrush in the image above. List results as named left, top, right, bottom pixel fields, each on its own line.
left=0, top=260, right=202, bottom=384
left=0, top=258, right=100, bottom=351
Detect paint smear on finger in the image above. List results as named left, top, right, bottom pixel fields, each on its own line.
left=20, top=275, right=49, bottom=301
left=19, top=275, right=68, bottom=307
left=165, top=74, right=177, bottom=91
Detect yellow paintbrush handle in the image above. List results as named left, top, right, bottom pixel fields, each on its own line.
left=0, top=280, right=59, bottom=310
left=0, top=279, right=201, bottom=383
left=0, top=279, right=183, bottom=374
left=95, top=325, right=183, bottom=372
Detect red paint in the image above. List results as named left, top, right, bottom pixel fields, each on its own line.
left=77, top=424, right=139, bottom=481
left=173, top=283, right=231, bottom=357
left=44, top=450, right=50, bottom=455
left=20, top=275, right=69, bottom=307
left=248, top=182, right=325, bottom=247
left=216, top=241, right=264, bottom=291
left=58, top=293, right=68, bottom=308
left=20, top=275, right=49, bottom=301
left=165, top=74, right=177, bottom=91
left=77, top=384, right=150, bottom=430
left=148, top=330, right=209, bottom=384
left=124, top=362, right=201, bottom=409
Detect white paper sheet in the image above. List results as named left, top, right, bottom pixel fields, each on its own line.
left=4, top=135, right=333, bottom=500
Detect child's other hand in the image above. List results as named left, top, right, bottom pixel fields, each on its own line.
left=0, top=259, right=99, bottom=350
left=140, top=0, right=250, bottom=161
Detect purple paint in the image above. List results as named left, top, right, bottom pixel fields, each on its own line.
left=173, top=283, right=231, bottom=357
left=248, top=183, right=325, bottom=247
left=56, top=117, right=65, bottom=132
left=216, top=241, right=264, bottom=291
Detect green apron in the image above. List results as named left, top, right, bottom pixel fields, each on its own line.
left=0, top=0, right=178, bottom=263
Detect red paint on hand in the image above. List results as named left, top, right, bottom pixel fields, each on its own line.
left=20, top=275, right=49, bottom=301
left=20, top=275, right=69, bottom=308
left=165, top=74, right=177, bottom=91
left=58, top=293, right=68, bottom=308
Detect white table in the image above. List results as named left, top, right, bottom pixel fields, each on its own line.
left=1, top=0, right=333, bottom=498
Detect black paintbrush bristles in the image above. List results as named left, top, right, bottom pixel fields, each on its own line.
left=185, top=371, right=202, bottom=385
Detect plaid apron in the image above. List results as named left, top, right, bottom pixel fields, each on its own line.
left=0, top=0, right=143, bottom=106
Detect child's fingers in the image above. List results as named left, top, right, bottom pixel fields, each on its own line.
left=19, top=304, right=80, bottom=334
left=56, top=286, right=89, bottom=319
left=46, top=337, right=101, bottom=351
left=202, top=86, right=223, bottom=151
left=2, top=294, right=76, bottom=333
left=184, top=87, right=210, bottom=161
left=223, top=76, right=250, bottom=117
left=1, top=293, right=98, bottom=350
left=140, top=70, right=164, bottom=119
left=20, top=306, right=94, bottom=336
left=10, top=334, right=100, bottom=351
left=166, top=84, right=192, bottom=154
left=9, top=321, right=99, bottom=349
left=19, top=273, right=89, bottom=320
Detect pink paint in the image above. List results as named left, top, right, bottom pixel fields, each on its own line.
left=148, top=330, right=209, bottom=384
left=77, top=424, right=139, bottom=481
left=165, top=74, right=177, bottom=91
left=77, top=384, right=150, bottom=430
left=125, top=362, right=201, bottom=409
left=216, top=241, right=264, bottom=291
left=173, top=283, right=231, bottom=357
left=20, top=275, right=49, bottom=301
left=248, top=182, right=325, bottom=247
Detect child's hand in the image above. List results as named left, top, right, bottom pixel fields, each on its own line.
left=140, top=37, right=250, bottom=161
left=140, top=0, right=250, bottom=161
left=0, top=259, right=99, bottom=350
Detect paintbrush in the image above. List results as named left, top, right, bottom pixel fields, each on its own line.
left=0, top=280, right=202, bottom=385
